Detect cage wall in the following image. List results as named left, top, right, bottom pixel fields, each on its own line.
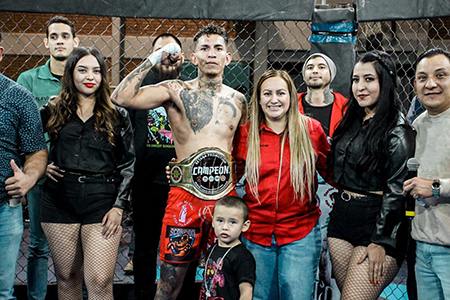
left=1, top=11, right=450, bottom=300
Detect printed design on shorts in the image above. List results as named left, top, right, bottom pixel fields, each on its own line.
left=201, top=258, right=225, bottom=300
left=165, top=226, right=196, bottom=261
left=199, top=204, right=214, bottom=223
left=173, top=200, right=193, bottom=226
left=191, top=151, right=231, bottom=196
left=146, top=107, right=174, bottom=147
left=171, top=166, right=183, bottom=183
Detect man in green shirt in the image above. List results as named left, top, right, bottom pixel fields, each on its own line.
left=17, top=16, right=78, bottom=300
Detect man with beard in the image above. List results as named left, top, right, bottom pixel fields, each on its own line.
left=298, top=53, right=346, bottom=137
left=17, top=16, right=79, bottom=300
left=128, top=33, right=197, bottom=299
left=298, top=53, right=346, bottom=300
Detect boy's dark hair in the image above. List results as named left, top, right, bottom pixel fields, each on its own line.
left=415, top=48, right=450, bottom=69
left=214, top=196, right=249, bottom=221
left=152, top=33, right=182, bottom=49
left=46, top=16, right=76, bottom=38
left=193, top=24, right=228, bottom=46
left=0, top=28, right=2, bottom=43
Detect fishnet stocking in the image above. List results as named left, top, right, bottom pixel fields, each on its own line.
left=329, top=238, right=399, bottom=300
left=42, top=223, right=122, bottom=300
left=328, top=237, right=354, bottom=290
left=42, top=223, right=83, bottom=300
left=81, top=223, right=122, bottom=300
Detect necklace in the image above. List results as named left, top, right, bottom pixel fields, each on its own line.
left=203, top=243, right=239, bottom=298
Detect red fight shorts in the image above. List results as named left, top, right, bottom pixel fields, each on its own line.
left=160, top=187, right=236, bottom=263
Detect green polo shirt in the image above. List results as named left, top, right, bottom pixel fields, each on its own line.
left=17, top=60, right=60, bottom=185
left=17, top=59, right=61, bottom=108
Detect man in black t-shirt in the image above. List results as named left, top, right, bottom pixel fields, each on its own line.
left=298, top=53, right=347, bottom=300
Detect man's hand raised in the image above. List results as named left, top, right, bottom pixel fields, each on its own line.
left=148, top=43, right=181, bottom=67
left=5, top=160, right=34, bottom=198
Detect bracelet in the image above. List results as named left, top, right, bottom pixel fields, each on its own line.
left=115, top=208, right=123, bottom=216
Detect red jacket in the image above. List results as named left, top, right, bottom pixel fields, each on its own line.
left=232, top=118, right=330, bottom=246
left=298, top=92, right=347, bottom=137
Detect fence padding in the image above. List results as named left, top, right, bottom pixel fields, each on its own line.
left=0, top=0, right=316, bottom=21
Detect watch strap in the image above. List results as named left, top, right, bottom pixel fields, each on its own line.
left=432, top=179, right=441, bottom=198
left=433, top=188, right=440, bottom=197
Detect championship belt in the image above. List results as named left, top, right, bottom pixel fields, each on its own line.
left=169, top=147, right=236, bottom=200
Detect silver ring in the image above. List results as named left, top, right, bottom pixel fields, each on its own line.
left=341, top=191, right=351, bottom=202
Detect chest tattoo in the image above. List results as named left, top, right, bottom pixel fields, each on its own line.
left=180, top=90, right=214, bottom=133
left=215, top=93, right=238, bottom=130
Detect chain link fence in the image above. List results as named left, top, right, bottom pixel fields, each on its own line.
left=1, top=10, right=450, bottom=299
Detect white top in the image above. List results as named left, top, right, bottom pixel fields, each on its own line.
left=411, top=107, right=450, bottom=246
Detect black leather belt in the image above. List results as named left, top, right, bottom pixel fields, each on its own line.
left=64, top=172, right=118, bottom=184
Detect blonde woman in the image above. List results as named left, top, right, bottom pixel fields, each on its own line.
left=232, top=69, right=330, bottom=300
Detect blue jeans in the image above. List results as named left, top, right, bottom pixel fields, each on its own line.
left=0, top=201, right=23, bottom=300
left=415, top=241, right=450, bottom=300
left=242, top=223, right=321, bottom=300
left=27, top=184, right=49, bottom=300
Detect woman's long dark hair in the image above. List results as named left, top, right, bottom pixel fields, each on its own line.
left=46, top=47, right=118, bottom=144
left=331, top=50, right=403, bottom=175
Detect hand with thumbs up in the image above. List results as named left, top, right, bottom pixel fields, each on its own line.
left=5, top=159, right=36, bottom=198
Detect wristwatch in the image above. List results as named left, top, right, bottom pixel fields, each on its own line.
left=431, top=179, right=441, bottom=198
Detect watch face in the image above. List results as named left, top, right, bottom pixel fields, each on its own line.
left=432, top=181, right=440, bottom=189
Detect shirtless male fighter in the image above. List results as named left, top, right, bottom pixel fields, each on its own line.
left=112, top=24, right=247, bottom=300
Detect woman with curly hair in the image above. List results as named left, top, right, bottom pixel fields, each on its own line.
left=40, top=47, right=134, bottom=300
left=327, top=50, right=415, bottom=299
left=233, top=69, right=330, bottom=300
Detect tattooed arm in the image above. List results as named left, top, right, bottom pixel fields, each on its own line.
left=237, top=92, right=248, bottom=125
left=111, top=43, right=181, bottom=109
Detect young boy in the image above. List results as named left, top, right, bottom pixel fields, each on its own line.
left=200, top=196, right=256, bottom=300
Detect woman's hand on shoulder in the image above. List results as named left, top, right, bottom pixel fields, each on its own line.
left=358, top=243, right=386, bottom=285
left=101, top=208, right=123, bottom=239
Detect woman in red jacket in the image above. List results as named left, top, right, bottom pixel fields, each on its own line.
left=233, top=69, right=330, bottom=300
